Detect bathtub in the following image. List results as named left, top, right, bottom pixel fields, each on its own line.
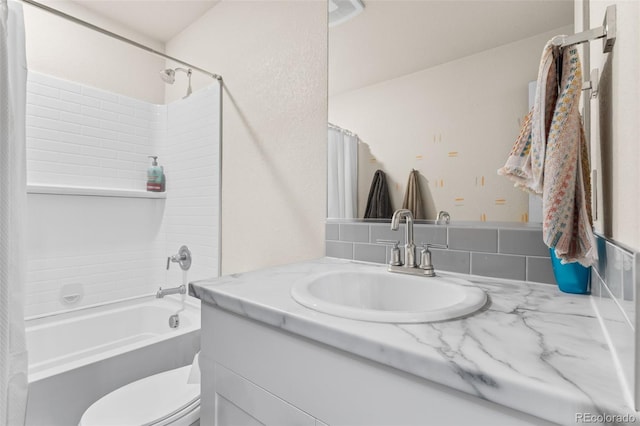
left=25, top=295, right=201, bottom=426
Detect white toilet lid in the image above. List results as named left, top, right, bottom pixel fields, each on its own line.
left=80, top=365, right=200, bottom=426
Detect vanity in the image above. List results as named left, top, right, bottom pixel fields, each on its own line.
left=190, top=258, right=634, bottom=426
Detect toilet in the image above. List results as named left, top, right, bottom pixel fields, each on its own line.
left=79, top=363, right=200, bottom=426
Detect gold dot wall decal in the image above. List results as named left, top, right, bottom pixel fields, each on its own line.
left=447, top=152, right=458, bottom=157
left=495, top=198, right=506, bottom=205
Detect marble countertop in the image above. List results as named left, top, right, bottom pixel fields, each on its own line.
left=190, top=258, right=635, bottom=425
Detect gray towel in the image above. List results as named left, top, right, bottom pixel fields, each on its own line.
left=402, top=169, right=425, bottom=220
left=364, top=170, right=393, bottom=219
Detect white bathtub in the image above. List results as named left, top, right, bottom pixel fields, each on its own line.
left=25, top=295, right=201, bottom=426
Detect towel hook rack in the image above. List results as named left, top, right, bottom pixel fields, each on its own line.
left=553, top=4, right=616, bottom=53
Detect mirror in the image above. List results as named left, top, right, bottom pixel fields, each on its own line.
left=328, top=0, right=573, bottom=222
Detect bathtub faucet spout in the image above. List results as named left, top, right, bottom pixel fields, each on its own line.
left=156, top=284, right=186, bottom=298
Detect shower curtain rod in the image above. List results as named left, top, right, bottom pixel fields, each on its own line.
left=328, top=122, right=357, bottom=138
left=19, top=0, right=222, bottom=81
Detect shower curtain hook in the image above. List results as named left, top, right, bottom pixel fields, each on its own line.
left=184, top=68, right=193, bottom=99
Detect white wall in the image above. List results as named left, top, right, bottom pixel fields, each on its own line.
left=574, top=0, right=640, bottom=412
left=329, top=27, right=571, bottom=222
left=165, top=0, right=327, bottom=274
left=587, top=0, right=640, bottom=252
left=579, top=0, right=640, bottom=413
left=23, top=0, right=165, bottom=103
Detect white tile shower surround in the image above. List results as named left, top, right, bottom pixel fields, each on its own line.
left=25, top=72, right=220, bottom=317
left=26, top=248, right=159, bottom=316
left=26, top=71, right=160, bottom=190
left=162, top=87, right=220, bottom=285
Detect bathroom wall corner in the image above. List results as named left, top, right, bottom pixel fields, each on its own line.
left=165, top=0, right=328, bottom=274
left=635, top=250, right=640, bottom=410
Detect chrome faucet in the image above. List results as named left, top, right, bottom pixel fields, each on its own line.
left=156, top=285, right=186, bottom=298
left=166, top=245, right=192, bottom=271
left=437, top=210, right=451, bottom=225
left=157, top=245, right=192, bottom=298
left=391, top=209, right=416, bottom=268
left=385, top=209, right=448, bottom=277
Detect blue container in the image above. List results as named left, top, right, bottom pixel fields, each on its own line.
left=549, top=248, right=590, bottom=294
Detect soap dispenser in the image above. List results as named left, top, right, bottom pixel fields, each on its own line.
left=147, top=156, right=164, bottom=192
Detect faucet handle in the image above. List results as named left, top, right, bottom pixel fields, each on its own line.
left=420, top=242, right=448, bottom=250
left=166, top=245, right=192, bottom=271
left=437, top=211, right=451, bottom=225
left=376, top=239, right=399, bottom=246
left=418, top=243, right=446, bottom=277
left=376, top=239, right=402, bottom=266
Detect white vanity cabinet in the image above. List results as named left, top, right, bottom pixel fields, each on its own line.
left=213, top=364, right=318, bottom=425
left=201, top=304, right=554, bottom=426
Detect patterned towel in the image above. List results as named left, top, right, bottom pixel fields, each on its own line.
left=542, top=46, right=595, bottom=266
left=499, top=40, right=596, bottom=266
left=498, top=40, right=558, bottom=194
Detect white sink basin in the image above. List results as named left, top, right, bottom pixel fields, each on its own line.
left=291, top=270, right=487, bottom=323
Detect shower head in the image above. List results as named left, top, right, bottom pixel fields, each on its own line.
left=159, top=67, right=193, bottom=98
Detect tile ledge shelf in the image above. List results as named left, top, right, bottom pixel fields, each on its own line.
left=27, top=184, right=167, bottom=199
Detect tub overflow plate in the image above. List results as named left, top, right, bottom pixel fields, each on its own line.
left=169, top=314, right=180, bottom=329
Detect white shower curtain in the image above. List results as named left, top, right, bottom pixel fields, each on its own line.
left=0, top=0, right=28, bottom=424
left=327, top=126, right=358, bottom=219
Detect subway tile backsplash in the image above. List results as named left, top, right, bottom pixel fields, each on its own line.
left=448, top=227, right=498, bottom=253
left=327, top=223, right=637, bottom=307
left=498, top=229, right=550, bottom=257
left=591, top=235, right=636, bottom=408
left=326, top=240, right=354, bottom=259
left=526, top=256, right=556, bottom=284
left=339, top=223, right=369, bottom=243
left=414, top=227, right=447, bottom=247
left=471, top=252, right=526, bottom=281
left=326, top=221, right=554, bottom=285
left=353, top=243, right=387, bottom=264
left=592, top=236, right=635, bottom=329
left=430, top=249, right=470, bottom=274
